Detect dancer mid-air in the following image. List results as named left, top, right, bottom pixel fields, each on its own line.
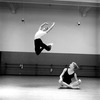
left=34, top=22, right=55, bottom=55
left=59, top=62, right=81, bottom=89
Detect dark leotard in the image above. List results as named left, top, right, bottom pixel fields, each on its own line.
left=62, top=68, right=74, bottom=84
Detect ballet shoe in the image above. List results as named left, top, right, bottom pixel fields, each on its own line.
left=78, top=79, right=81, bottom=83
left=47, top=43, right=53, bottom=46
left=77, top=79, right=81, bottom=86
left=72, top=86, right=80, bottom=89
left=47, top=43, right=53, bottom=50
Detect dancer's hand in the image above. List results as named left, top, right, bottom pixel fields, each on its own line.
left=53, top=22, right=55, bottom=25
left=44, top=22, right=48, bottom=25
left=59, top=78, right=63, bottom=82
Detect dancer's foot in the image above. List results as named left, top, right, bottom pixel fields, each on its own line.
left=72, top=86, right=80, bottom=89
left=47, top=43, right=53, bottom=46
left=78, top=79, right=81, bottom=82
left=78, top=79, right=81, bottom=85
left=47, top=43, right=53, bottom=50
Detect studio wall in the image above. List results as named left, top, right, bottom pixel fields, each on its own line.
left=0, top=51, right=98, bottom=77
left=0, top=4, right=99, bottom=77
left=0, top=4, right=97, bottom=54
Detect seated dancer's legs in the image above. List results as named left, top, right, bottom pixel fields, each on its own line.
left=59, top=79, right=81, bottom=89
left=70, top=79, right=81, bottom=87
left=58, top=79, right=69, bottom=87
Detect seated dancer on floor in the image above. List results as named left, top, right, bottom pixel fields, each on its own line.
left=58, top=62, right=81, bottom=89
left=34, top=22, right=55, bottom=55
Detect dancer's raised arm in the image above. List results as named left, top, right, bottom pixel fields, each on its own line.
left=39, top=22, right=48, bottom=30
left=45, top=22, right=55, bottom=33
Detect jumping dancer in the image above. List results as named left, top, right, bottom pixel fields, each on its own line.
left=34, top=22, right=55, bottom=55
left=59, top=62, right=81, bottom=89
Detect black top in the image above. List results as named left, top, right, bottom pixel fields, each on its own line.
left=62, top=68, right=74, bottom=84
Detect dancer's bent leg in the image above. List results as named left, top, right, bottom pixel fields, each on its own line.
left=70, top=79, right=81, bottom=88
left=34, top=38, right=52, bottom=55
left=58, top=79, right=70, bottom=87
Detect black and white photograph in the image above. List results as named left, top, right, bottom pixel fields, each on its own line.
left=0, top=0, right=100, bottom=100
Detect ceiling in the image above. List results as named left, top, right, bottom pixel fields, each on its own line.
left=0, top=0, right=99, bottom=15
left=0, top=0, right=99, bottom=7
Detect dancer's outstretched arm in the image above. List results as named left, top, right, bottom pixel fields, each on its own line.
left=39, top=22, right=48, bottom=30
left=59, top=68, right=66, bottom=79
left=46, top=22, right=55, bottom=33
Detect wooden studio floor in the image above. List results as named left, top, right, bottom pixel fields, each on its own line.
left=0, top=76, right=100, bottom=100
